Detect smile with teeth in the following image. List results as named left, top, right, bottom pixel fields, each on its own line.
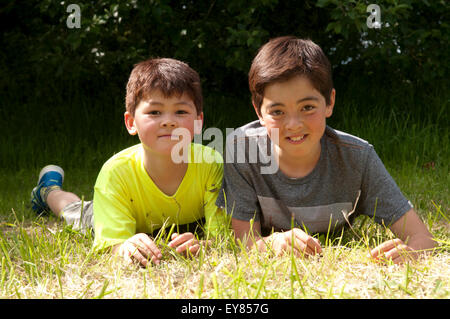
left=287, top=134, right=307, bottom=142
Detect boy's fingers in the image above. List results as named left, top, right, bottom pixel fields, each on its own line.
left=384, top=245, right=414, bottom=264
left=137, top=236, right=162, bottom=260
left=274, top=239, right=302, bottom=257
left=135, top=245, right=157, bottom=265
left=370, top=238, right=404, bottom=258
left=168, top=232, right=194, bottom=248
left=119, top=235, right=162, bottom=266
left=306, top=237, right=322, bottom=254
left=392, top=255, right=405, bottom=265
left=186, top=243, right=201, bottom=256
left=189, top=244, right=200, bottom=253
left=175, top=238, right=199, bottom=253
left=134, top=245, right=163, bottom=266
left=291, top=229, right=322, bottom=255
left=124, top=243, right=149, bottom=266
left=385, top=250, right=402, bottom=264
left=125, top=238, right=161, bottom=265
left=391, top=252, right=415, bottom=264
left=281, top=232, right=308, bottom=256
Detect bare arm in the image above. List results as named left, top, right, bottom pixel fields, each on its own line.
left=390, top=208, right=436, bottom=249
left=232, top=218, right=266, bottom=250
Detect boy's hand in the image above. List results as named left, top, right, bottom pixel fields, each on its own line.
left=370, top=238, right=416, bottom=264
left=168, top=232, right=201, bottom=256
left=268, top=228, right=322, bottom=257
left=115, top=233, right=162, bottom=267
left=373, top=209, right=437, bottom=265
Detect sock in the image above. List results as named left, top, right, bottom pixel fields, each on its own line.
left=40, top=185, right=62, bottom=204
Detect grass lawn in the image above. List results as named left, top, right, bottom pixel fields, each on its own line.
left=0, top=165, right=448, bottom=299
left=0, top=152, right=448, bottom=299
left=0, top=89, right=448, bottom=299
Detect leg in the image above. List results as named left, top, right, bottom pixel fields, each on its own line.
left=46, top=189, right=80, bottom=217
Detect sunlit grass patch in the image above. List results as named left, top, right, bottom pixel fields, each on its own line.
left=1, top=203, right=448, bottom=299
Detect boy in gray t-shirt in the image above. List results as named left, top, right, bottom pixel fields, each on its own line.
left=216, top=36, right=436, bottom=264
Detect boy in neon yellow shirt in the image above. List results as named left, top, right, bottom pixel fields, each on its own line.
left=31, top=58, right=225, bottom=267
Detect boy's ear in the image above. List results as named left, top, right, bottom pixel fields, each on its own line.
left=252, top=101, right=265, bottom=126
left=325, top=89, right=336, bottom=118
left=124, top=111, right=138, bottom=135
left=194, top=112, right=204, bottom=134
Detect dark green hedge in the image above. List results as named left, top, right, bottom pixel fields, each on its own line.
left=1, top=0, right=448, bottom=105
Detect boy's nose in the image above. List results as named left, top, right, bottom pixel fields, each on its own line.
left=161, top=117, right=178, bottom=128
left=285, top=115, right=303, bottom=131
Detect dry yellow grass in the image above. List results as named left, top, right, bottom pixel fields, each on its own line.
left=2, top=224, right=448, bottom=299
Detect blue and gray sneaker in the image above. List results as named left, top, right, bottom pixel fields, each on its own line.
left=31, top=165, right=64, bottom=214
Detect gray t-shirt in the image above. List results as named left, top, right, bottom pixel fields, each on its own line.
left=216, top=120, right=412, bottom=236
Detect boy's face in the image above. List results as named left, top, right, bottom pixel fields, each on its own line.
left=255, top=76, right=335, bottom=163
left=125, top=89, right=203, bottom=157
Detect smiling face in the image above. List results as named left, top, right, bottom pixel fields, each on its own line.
left=256, top=75, right=335, bottom=167
left=125, top=89, right=203, bottom=158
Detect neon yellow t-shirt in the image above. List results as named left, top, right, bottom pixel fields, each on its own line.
left=92, top=143, right=225, bottom=250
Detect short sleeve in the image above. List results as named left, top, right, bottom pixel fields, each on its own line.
left=215, top=136, right=261, bottom=221
left=92, top=166, right=136, bottom=251
left=356, top=146, right=413, bottom=226
left=202, top=154, right=227, bottom=236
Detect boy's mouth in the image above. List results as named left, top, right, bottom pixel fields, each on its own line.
left=159, top=134, right=180, bottom=140
left=286, top=134, right=308, bottom=143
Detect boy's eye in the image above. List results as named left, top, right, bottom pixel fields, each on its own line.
left=176, top=110, right=189, bottom=115
left=148, top=110, right=161, bottom=115
left=269, top=110, right=283, bottom=116
left=303, top=105, right=315, bottom=111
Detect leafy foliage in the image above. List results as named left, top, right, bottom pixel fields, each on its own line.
left=2, top=0, right=448, bottom=100
left=316, top=0, right=449, bottom=85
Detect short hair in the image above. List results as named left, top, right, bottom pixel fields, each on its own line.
left=126, top=58, right=203, bottom=115
left=249, top=36, right=333, bottom=114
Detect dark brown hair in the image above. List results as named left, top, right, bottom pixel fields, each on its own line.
left=126, top=58, right=203, bottom=115
left=249, top=36, right=333, bottom=114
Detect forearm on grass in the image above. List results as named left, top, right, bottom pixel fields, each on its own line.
left=406, top=233, right=437, bottom=253
left=390, top=209, right=437, bottom=254
left=231, top=218, right=275, bottom=252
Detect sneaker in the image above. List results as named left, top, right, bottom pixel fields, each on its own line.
left=31, top=165, right=64, bottom=214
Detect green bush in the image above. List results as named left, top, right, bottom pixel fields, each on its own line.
left=316, top=0, right=449, bottom=85
left=2, top=0, right=448, bottom=99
